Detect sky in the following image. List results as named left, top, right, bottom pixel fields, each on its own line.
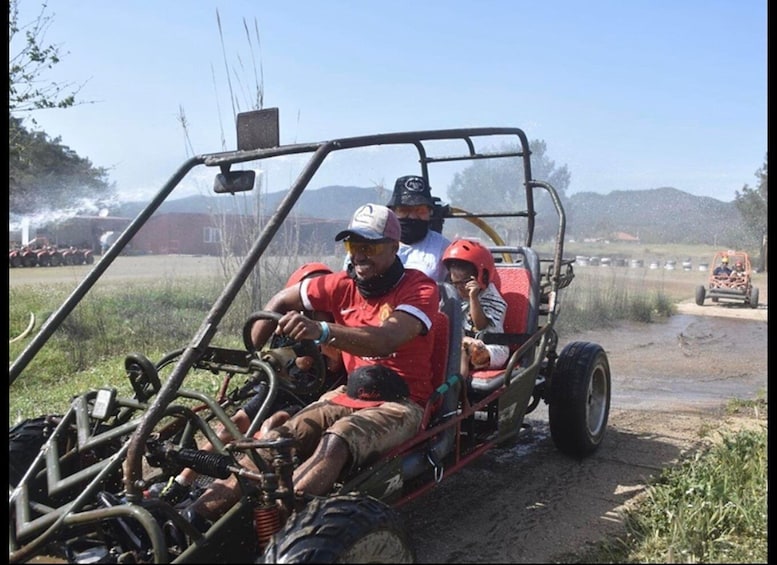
left=12, top=0, right=767, bottom=206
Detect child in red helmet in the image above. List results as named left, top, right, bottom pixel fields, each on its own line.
left=442, top=239, right=509, bottom=378
left=729, top=259, right=746, bottom=280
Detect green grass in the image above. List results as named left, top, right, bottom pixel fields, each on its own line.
left=9, top=268, right=291, bottom=424
left=558, top=396, right=767, bottom=564
left=552, top=242, right=760, bottom=266
left=554, top=270, right=676, bottom=333
left=628, top=427, right=767, bottom=563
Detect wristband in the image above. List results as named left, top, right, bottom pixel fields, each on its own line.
left=314, top=321, right=330, bottom=345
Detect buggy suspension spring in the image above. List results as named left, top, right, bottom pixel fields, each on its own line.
left=254, top=504, right=281, bottom=550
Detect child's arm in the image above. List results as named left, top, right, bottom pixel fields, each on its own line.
left=466, top=278, right=490, bottom=330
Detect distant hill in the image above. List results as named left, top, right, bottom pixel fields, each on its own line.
left=116, top=185, right=391, bottom=221
left=115, top=185, right=749, bottom=247
left=566, top=187, right=746, bottom=245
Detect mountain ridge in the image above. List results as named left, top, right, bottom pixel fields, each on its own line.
left=116, top=185, right=746, bottom=246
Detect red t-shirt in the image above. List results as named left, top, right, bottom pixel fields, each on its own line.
left=301, top=269, right=439, bottom=405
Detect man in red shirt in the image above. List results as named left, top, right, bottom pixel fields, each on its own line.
left=188, top=203, right=439, bottom=521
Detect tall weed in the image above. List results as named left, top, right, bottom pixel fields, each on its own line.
left=622, top=427, right=767, bottom=563
left=556, top=268, right=674, bottom=333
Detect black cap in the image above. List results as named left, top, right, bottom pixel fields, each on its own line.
left=386, top=175, right=435, bottom=208
left=329, top=364, right=409, bottom=408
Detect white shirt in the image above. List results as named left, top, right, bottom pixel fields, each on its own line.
left=462, top=282, right=510, bottom=369
left=397, top=230, right=451, bottom=282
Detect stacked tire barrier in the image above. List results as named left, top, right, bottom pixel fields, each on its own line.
left=9, top=245, right=94, bottom=268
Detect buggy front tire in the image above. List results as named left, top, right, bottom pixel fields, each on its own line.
left=260, top=494, right=414, bottom=563
left=695, top=285, right=705, bottom=306
left=549, top=341, right=611, bottom=458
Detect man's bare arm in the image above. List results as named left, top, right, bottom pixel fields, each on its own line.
left=250, top=286, right=306, bottom=348
left=274, top=309, right=424, bottom=358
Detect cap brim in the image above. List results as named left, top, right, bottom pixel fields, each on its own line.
left=403, top=196, right=435, bottom=207
left=329, top=392, right=384, bottom=408
left=388, top=196, right=434, bottom=208
left=335, top=228, right=389, bottom=242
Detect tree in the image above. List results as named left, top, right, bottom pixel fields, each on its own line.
left=9, top=1, right=112, bottom=217
left=9, top=115, right=114, bottom=216
left=734, top=155, right=768, bottom=271
left=447, top=140, right=571, bottom=244
left=9, top=0, right=84, bottom=114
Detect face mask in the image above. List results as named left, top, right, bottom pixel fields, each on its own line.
left=347, top=257, right=405, bottom=298
left=399, top=218, right=429, bottom=244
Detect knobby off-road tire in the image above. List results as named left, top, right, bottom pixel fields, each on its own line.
left=10, top=415, right=124, bottom=506
left=749, top=286, right=759, bottom=308
left=549, top=341, right=611, bottom=458
left=9, top=416, right=60, bottom=487
left=260, top=494, right=414, bottom=563
left=695, top=285, right=706, bottom=306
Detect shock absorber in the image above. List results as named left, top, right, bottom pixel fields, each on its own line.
left=254, top=502, right=281, bottom=551
left=253, top=465, right=282, bottom=551
left=253, top=437, right=297, bottom=550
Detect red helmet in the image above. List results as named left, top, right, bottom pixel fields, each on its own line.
left=442, top=239, right=495, bottom=288
left=285, top=262, right=333, bottom=288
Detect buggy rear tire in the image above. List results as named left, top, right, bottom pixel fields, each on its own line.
left=260, top=494, right=414, bottom=563
left=695, top=285, right=705, bottom=306
left=549, top=341, right=611, bottom=458
left=749, top=287, right=759, bottom=308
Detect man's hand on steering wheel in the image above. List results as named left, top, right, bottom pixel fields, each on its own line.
left=242, top=310, right=327, bottom=397
left=274, top=311, right=327, bottom=343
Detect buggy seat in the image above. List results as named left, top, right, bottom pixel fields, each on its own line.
left=398, top=282, right=463, bottom=480
left=469, top=247, right=540, bottom=395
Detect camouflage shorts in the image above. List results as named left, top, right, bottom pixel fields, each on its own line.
left=267, top=385, right=423, bottom=468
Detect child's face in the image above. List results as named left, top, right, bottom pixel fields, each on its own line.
left=449, top=265, right=478, bottom=299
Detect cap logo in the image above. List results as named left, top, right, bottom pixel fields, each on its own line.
left=403, top=177, right=426, bottom=193
left=355, top=387, right=382, bottom=401
left=352, top=204, right=380, bottom=228
left=335, top=203, right=400, bottom=242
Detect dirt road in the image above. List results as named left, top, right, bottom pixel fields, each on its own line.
left=403, top=302, right=767, bottom=563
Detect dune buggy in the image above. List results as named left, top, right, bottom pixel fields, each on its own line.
left=695, top=249, right=759, bottom=308
left=9, top=109, right=611, bottom=563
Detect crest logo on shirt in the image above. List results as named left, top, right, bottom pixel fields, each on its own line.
left=379, top=303, right=393, bottom=322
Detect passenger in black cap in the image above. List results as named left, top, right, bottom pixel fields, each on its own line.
left=386, top=175, right=451, bottom=282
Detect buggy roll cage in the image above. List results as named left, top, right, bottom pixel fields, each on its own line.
left=8, top=108, right=568, bottom=501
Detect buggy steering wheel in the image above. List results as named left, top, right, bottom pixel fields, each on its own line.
left=242, top=310, right=327, bottom=396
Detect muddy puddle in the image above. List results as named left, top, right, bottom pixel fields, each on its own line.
left=563, top=313, right=767, bottom=413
